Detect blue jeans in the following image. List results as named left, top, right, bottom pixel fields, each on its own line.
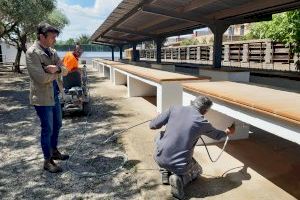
left=34, top=96, right=62, bottom=159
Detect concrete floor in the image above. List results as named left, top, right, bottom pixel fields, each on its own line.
left=90, top=66, right=300, bottom=200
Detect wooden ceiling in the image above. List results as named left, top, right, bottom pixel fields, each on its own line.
left=91, top=0, right=300, bottom=45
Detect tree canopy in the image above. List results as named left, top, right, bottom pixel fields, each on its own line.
left=0, top=0, right=69, bottom=72
left=244, top=10, right=300, bottom=52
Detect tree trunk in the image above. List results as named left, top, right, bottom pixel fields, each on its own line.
left=13, top=34, right=27, bottom=73
left=20, top=34, right=27, bottom=53
left=13, top=48, right=22, bottom=73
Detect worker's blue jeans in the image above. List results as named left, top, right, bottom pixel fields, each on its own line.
left=34, top=96, right=62, bottom=160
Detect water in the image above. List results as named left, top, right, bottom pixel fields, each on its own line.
left=57, top=51, right=124, bottom=64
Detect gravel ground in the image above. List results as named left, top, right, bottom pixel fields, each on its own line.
left=0, top=66, right=141, bottom=200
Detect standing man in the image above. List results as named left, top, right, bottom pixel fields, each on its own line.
left=149, top=96, right=235, bottom=199
left=26, top=22, right=69, bottom=173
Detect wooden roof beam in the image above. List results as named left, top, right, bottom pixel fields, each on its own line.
left=111, top=27, right=157, bottom=38
left=99, top=0, right=149, bottom=38
left=92, top=41, right=118, bottom=47
left=102, top=35, right=136, bottom=43
left=141, top=5, right=212, bottom=25
left=182, top=0, right=220, bottom=13
left=95, top=37, right=128, bottom=44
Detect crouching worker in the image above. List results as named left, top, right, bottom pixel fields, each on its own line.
left=26, top=22, right=69, bottom=173
left=149, top=96, right=235, bottom=199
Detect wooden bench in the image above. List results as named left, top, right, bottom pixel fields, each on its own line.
left=92, top=58, right=102, bottom=70
left=182, top=81, right=300, bottom=144
left=111, top=64, right=210, bottom=113
left=92, top=59, right=125, bottom=82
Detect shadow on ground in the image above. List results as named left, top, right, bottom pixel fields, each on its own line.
left=0, top=69, right=142, bottom=199
left=214, top=128, right=300, bottom=199
left=185, top=166, right=251, bottom=199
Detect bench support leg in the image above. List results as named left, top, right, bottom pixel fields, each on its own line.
left=127, top=76, right=156, bottom=98
left=104, top=65, right=110, bottom=79
left=157, top=82, right=183, bottom=113
left=99, top=63, right=104, bottom=74
left=110, top=67, right=114, bottom=83
left=114, top=69, right=127, bottom=85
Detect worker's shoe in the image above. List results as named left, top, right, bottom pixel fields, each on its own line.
left=161, top=171, right=171, bottom=185
left=169, top=174, right=185, bottom=199
left=51, top=148, right=69, bottom=160
left=44, top=159, right=63, bottom=173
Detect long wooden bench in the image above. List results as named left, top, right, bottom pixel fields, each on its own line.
left=182, top=81, right=300, bottom=144
left=92, top=58, right=103, bottom=70
left=111, top=64, right=210, bottom=113
left=92, top=59, right=125, bottom=82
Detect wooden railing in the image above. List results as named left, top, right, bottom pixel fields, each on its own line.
left=138, top=39, right=299, bottom=72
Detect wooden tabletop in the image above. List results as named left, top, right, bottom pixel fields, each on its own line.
left=100, top=60, right=126, bottom=65
left=182, top=81, right=300, bottom=125
left=113, top=64, right=210, bottom=83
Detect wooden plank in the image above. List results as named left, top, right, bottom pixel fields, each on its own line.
left=113, top=64, right=210, bottom=83
left=182, top=81, right=300, bottom=126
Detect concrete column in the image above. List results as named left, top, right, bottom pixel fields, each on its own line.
left=155, top=38, right=163, bottom=64
left=178, top=48, right=181, bottom=61
left=132, top=43, right=138, bottom=61
left=209, top=24, right=228, bottom=68
left=119, top=45, right=123, bottom=60
left=186, top=47, right=190, bottom=60
left=110, top=46, right=115, bottom=61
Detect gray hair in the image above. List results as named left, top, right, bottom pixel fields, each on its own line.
left=191, top=96, right=213, bottom=112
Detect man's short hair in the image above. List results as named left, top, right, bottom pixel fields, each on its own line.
left=191, top=96, right=213, bottom=112
left=37, top=22, right=60, bottom=40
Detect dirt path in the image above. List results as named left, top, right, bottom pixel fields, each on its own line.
left=0, top=66, right=141, bottom=200
left=1, top=65, right=299, bottom=200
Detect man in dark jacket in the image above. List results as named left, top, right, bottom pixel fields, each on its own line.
left=149, top=96, right=235, bottom=199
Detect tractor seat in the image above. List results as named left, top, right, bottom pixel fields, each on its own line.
left=63, top=70, right=81, bottom=89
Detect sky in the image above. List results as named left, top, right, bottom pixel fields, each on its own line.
left=56, top=0, right=122, bottom=41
